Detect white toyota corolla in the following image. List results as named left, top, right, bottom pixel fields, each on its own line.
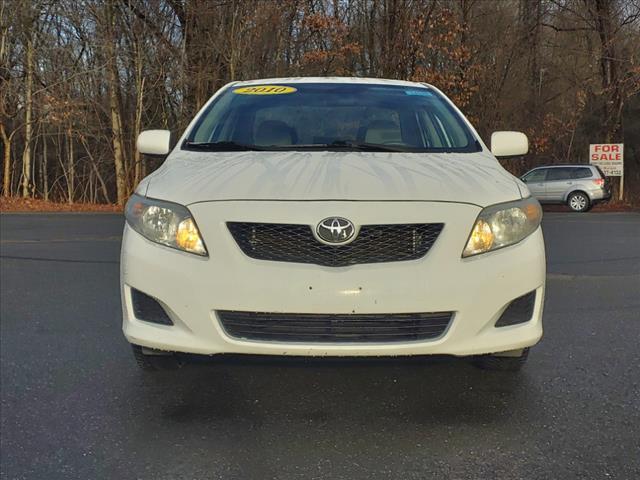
left=122, top=77, right=545, bottom=372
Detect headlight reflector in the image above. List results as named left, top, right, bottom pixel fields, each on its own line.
left=463, top=197, right=541, bottom=257
left=125, top=194, right=207, bottom=256
left=176, top=217, right=205, bottom=253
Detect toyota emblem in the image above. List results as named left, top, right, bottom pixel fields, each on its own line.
left=316, top=217, right=356, bottom=244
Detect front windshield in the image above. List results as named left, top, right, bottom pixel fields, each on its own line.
left=185, top=83, right=480, bottom=153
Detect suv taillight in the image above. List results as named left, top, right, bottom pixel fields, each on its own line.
left=593, top=178, right=605, bottom=186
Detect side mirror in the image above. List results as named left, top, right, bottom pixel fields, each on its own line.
left=137, top=130, right=172, bottom=156
left=491, top=131, right=528, bottom=157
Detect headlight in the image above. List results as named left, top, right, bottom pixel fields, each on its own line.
left=125, top=194, right=208, bottom=256
left=463, top=197, right=542, bottom=257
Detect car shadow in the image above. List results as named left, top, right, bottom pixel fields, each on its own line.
left=130, top=354, right=542, bottom=429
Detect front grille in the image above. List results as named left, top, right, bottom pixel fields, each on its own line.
left=217, top=311, right=453, bottom=343
left=227, top=222, right=444, bottom=267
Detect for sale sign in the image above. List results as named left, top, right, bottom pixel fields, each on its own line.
left=590, top=143, right=624, bottom=176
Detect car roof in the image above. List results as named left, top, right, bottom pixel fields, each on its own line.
left=231, top=77, right=434, bottom=89
left=530, top=164, right=594, bottom=169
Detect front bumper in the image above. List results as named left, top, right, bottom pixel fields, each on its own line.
left=121, top=201, right=545, bottom=357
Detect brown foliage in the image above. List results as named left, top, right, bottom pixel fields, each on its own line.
left=405, top=9, right=481, bottom=108
left=301, top=13, right=361, bottom=75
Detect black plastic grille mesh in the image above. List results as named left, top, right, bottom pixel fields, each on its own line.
left=218, top=311, right=453, bottom=343
left=495, top=291, right=536, bottom=327
left=227, top=222, right=444, bottom=267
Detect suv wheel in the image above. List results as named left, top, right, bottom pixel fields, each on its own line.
left=567, top=192, right=590, bottom=212
left=131, top=344, right=183, bottom=371
left=472, top=348, right=529, bottom=371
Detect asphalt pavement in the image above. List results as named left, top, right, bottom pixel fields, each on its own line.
left=1, top=212, right=639, bottom=479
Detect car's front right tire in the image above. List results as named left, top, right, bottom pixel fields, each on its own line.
left=472, top=348, right=529, bottom=371
left=131, top=344, right=183, bottom=371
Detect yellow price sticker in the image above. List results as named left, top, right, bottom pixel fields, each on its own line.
left=233, top=85, right=297, bottom=95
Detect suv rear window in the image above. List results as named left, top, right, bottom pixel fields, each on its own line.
left=594, top=166, right=606, bottom=178
left=571, top=167, right=593, bottom=179
left=547, top=168, right=574, bottom=181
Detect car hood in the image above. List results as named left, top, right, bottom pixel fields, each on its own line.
left=141, top=150, right=521, bottom=207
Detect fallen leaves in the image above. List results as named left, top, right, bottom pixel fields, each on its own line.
left=542, top=202, right=637, bottom=213
left=0, top=197, right=122, bottom=213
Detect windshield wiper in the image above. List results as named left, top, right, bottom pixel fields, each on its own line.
left=182, top=141, right=265, bottom=151
left=184, top=140, right=411, bottom=152
left=272, top=141, right=409, bottom=152
left=326, top=140, right=408, bottom=152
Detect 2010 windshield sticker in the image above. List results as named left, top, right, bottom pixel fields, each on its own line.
left=233, top=85, right=297, bottom=95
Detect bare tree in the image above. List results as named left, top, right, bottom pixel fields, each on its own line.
left=1, top=0, right=638, bottom=206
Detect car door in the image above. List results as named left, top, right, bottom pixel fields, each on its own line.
left=521, top=168, right=548, bottom=200
left=545, top=167, right=574, bottom=201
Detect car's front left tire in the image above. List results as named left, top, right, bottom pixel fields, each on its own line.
left=131, top=344, right=183, bottom=371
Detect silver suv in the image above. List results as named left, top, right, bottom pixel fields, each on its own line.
left=521, top=164, right=611, bottom=212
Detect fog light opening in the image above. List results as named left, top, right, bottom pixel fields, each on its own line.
left=131, top=288, right=174, bottom=326
left=495, top=291, right=536, bottom=327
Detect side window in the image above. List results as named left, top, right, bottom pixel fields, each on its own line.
left=523, top=169, right=547, bottom=182
left=547, top=168, right=572, bottom=181
left=571, top=167, right=593, bottom=179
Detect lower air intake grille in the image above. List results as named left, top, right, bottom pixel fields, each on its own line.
left=227, top=222, right=444, bottom=267
left=131, top=288, right=173, bottom=325
left=217, top=311, right=453, bottom=343
left=495, top=291, right=536, bottom=327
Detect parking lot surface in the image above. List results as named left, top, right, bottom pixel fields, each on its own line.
left=1, top=212, right=639, bottom=479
